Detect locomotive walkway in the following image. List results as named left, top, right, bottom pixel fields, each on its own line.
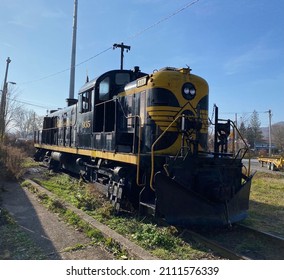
left=0, top=179, right=155, bottom=260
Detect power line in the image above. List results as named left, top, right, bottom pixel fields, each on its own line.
left=20, top=47, right=113, bottom=85
left=220, top=111, right=268, bottom=115
left=19, top=0, right=200, bottom=85
left=7, top=97, right=55, bottom=109
left=127, top=0, right=199, bottom=40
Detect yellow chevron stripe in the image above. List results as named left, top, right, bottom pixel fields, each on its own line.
left=147, top=106, right=180, bottom=112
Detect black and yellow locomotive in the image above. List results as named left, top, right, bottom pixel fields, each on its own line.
left=34, top=66, right=253, bottom=226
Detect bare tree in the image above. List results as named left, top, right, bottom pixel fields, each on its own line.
left=4, top=85, right=23, bottom=134
left=1, top=85, right=43, bottom=139
left=13, top=107, right=43, bottom=139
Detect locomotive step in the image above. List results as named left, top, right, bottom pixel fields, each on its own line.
left=139, top=202, right=156, bottom=216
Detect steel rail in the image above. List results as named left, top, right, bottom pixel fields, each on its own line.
left=181, top=229, right=251, bottom=260
left=236, top=224, right=284, bottom=246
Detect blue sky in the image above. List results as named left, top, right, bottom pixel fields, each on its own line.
left=0, top=0, right=283, bottom=127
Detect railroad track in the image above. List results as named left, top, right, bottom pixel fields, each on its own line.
left=180, top=229, right=249, bottom=260
left=180, top=224, right=284, bottom=260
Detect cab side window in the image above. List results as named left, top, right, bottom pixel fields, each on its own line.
left=80, top=90, right=92, bottom=113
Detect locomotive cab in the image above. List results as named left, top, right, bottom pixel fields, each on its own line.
left=76, top=68, right=147, bottom=150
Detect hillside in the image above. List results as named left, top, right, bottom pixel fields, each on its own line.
left=261, top=121, right=284, bottom=141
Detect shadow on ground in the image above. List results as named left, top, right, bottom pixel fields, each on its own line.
left=0, top=180, right=61, bottom=259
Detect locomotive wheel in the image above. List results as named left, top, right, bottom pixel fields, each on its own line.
left=108, top=180, right=124, bottom=213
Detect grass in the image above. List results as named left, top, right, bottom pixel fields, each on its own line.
left=0, top=155, right=47, bottom=260
left=21, top=157, right=41, bottom=169
left=34, top=173, right=105, bottom=211
left=22, top=179, right=129, bottom=259
left=96, top=215, right=210, bottom=259
left=0, top=208, right=46, bottom=260
left=242, top=172, right=284, bottom=236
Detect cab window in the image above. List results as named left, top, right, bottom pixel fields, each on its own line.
left=80, top=90, right=92, bottom=113
left=115, top=73, right=130, bottom=86
left=99, top=77, right=110, bottom=101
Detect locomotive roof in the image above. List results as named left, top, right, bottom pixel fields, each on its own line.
left=78, top=68, right=146, bottom=94
left=78, top=76, right=98, bottom=94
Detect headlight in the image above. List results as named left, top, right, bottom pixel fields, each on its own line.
left=182, top=83, right=196, bottom=100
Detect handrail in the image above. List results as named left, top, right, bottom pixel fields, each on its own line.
left=134, top=115, right=144, bottom=187
left=119, top=113, right=144, bottom=187
left=150, top=114, right=182, bottom=190
left=228, top=120, right=251, bottom=176
left=115, top=97, right=144, bottom=186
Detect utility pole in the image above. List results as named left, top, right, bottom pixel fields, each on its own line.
left=268, top=109, right=272, bottom=156
left=234, top=112, right=238, bottom=154
left=67, top=0, right=78, bottom=106
left=0, top=57, right=11, bottom=143
left=113, top=42, right=131, bottom=70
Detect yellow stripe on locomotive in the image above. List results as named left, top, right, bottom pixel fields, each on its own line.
left=120, top=67, right=209, bottom=155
